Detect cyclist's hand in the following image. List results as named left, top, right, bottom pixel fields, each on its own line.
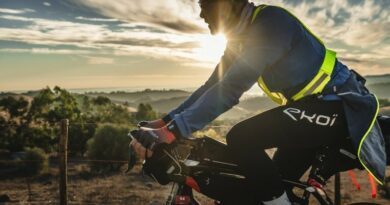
left=130, top=139, right=153, bottom=161
left=130, top=126, right=176, bottom=160
left=137, top=119, right=166, bottom=129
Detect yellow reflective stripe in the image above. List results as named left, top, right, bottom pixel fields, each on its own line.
left=258, top=77, right=287, bottom=105
left=291, top=49, right=336, bottom=101
left=251, top=5, right=268, bottom=23
left=321, top=49, right=336, bottom=75
left=357, top=95, right=383, bottom=185
left=252, top=5, right=336, bottom=104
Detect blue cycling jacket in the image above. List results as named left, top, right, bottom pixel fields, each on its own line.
left=167, top=4, right=386, bottom=183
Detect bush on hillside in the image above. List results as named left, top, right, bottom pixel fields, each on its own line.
left=135, top=103, right=157, bottom=121
left=86, top=124, right=132, bottom=173
left=20, top=147, right=48, bottom=176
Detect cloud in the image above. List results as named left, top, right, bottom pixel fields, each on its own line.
left=43, top=2, right=51, bottom=7
left=258, top=0, right=389, bottom=46
left=0, top=8, right=35, bottom=14
left=0, top=0, right=388, bottom=75
left=69, top=0, right=206, bottom=33
left=0, top=14, right=209, bottom=63
left=0, top=48, right=93, bottom=55
left=75, top=16, right=119, bottom=22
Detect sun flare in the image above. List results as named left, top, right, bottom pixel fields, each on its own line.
left=193, top=34, right=227, bottom=64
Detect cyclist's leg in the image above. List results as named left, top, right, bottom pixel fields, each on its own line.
left=225, top=98, right=349, bottom=203
left=273, top=147, right=316, bottom=188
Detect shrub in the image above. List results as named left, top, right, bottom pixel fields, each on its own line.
left=135, top=103, right=157, bottom=121
left=86, top=124, right=132, bottom=173
left=21, top=147, right=48, bottom=176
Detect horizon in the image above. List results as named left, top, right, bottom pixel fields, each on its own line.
left=2, top=72, right=389, bottom=94
left=0, top=0, right=389, bottom=91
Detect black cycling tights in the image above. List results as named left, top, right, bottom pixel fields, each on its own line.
left=226, top=98, right=349, bottom=202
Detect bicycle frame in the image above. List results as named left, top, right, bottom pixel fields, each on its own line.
left=139, top=137, right=337, bottom=205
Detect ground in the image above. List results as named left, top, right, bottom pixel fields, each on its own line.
left=0, top=162, right=389, bottom=205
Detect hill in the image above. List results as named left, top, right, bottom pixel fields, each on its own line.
left=365, top=74, right=390, bottom=99
left=84, top=89, right=191, bottom=104
left=365, top=74, right=390, bottom=85
left=2, top=77, right=388, bottom=121
left=367, top=83, right=390, bottom=99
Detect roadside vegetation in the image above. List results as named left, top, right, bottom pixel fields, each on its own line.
left=0, top=86, right=158, bottom=175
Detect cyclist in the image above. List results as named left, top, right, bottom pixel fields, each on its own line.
left=131, top=0, right=387, bottom=204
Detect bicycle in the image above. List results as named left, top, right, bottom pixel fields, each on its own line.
left=128, top=115, right=390, bottom=205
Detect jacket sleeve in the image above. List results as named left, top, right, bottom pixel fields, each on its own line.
left=167, top=44, right=236, bottom=118
left=172, top=6, right=295, bottom=137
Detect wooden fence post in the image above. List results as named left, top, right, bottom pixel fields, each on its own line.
left=59, top=119, right=69, bottom=205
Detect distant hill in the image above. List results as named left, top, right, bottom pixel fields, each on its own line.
left=366, top=83, right=390, bottom=99
left=148, top=96, right=188, bottom=114
left=84, top=89, right=191, bottom=105
left=364, top=74, right=390, bottom=99
left=365, top=74, right=390, bottom=85
left=2, top=76, right=388, bottom=121
left=136, top=94, right=276, bottom=120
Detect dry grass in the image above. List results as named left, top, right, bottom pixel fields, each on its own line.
left=0, top=163, right=389, bottom=205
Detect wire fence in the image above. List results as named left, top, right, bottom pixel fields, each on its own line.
left=0, top=119, right=235, bottom=205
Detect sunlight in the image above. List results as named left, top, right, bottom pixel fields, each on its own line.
left=193, top=34, right=227, bottom=64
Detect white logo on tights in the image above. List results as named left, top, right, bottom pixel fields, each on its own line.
left=283, top=108, right=338, bottom=127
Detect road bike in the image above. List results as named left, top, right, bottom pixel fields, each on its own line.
left=128, top=115, right=390, bottom=205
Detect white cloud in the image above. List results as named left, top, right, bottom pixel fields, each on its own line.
left=251, top=0, right=389, bottom=47
left=0, top=14, right=214, bottom=64
left=0, top=8, right=35, bottom=14
left=70, top=0, right=206, bottom=33
left=0, top=48, right=93, bottom=55
left=0, top=0, right=388, bottom=75
left=75, top=16, right=119, bottom=22
left=43, top=2, right=51, bottom=7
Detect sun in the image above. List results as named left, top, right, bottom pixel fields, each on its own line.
left=193, top=34, right=228, bottom=64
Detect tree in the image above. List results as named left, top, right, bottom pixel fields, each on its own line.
left=0, top=96, right=29, bottom=119
left=135, top=103, right=157, bottom=121
left=68, top=122, right=97, bottom=157
left=82, top=96, right=91, bottom=111
left=86, top=124, right=132, bottom=172
left=92, top=96, right=111, bottom=106
left=28, top=86, right=81, bottom=123
left=28, top=87, right=55, bottom=123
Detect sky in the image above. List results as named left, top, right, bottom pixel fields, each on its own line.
left=0, top=0, right=389, bottom=92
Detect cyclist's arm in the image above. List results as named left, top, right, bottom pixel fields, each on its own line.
left=164, top=48, right=235, bottom=121
left=171, top=7, right=295, bottom=137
